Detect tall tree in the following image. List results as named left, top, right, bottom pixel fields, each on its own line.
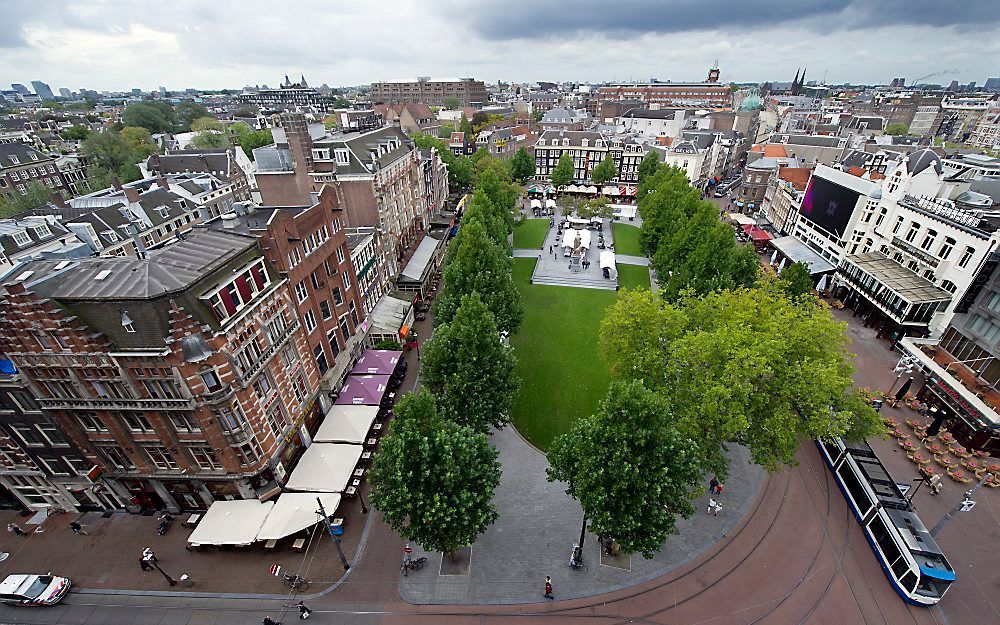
left=778, top=262, right=816, bottom=299
left=421, top=293, right=519, bottom=433
left=121, top=102, right=174, bottom=134
left=437, top=123, right=456, bottom=138
left=476, top=166, right=518, bottom=230
left=190, top=116, right=225, bottom=132
left=61, top=125, right=91, bottom=141
left=599, top=285, right=885, bottom=479
left=509, top=147, right=535, bottom=184
left=174, top=103, right=209, bottom=132
left=81, top=130, right=143, bottom=185
left=637, top=150, right=661, bottom=185
left=885, top=123, right=909, bottom=136
left=550, top=152, right=575, bottom=190
left=599, top=289, right=687, bottom=387
left=443, top=97, right=462, bottom=110
left=459, top=114, right=473, bottom=136
left=120, top=126, right=159, bottom=158
left=0, top=181, right=57, bottom=218
left=432, top=220, right=523, bottom=334
left=370, top=389, right=501, bottom=556
left=590, top=153, right=618, bottom=186
left=547, top=380, right=703, bottom=558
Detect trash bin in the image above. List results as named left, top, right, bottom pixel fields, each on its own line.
left=180, top=574, right=193, bottom=588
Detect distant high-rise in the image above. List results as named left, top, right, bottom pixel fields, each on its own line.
left=58, top=87, right=71, bottom=98
left=31, top=80, right=54, bottom=100
left=985, top=77, right=1000, bottom=92
left=10, top=83, right=30, bottom=95
left=131, top=88, right=142, bottom=96
left=158, top=86, right=166, bottom=94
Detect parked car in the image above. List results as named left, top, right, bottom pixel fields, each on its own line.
left=0, top=574, right=71, bottom=606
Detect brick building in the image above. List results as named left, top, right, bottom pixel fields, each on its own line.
left=0, top=229, right=324, bottom=513
left=371, top=78, right=487, bottom=107
left=141, top=148, right=253, bottom=202
left=595, top=80, right=730, bottom=109
left=533, top=130, right=646, bottom=185
left=0, top=143, right=69, bottom=199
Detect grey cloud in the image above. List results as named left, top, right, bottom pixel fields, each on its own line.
left=447, top=0, right=1000, bottom=40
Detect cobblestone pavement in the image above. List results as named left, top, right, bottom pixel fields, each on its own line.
left=398, top=425, right=764, bottom=604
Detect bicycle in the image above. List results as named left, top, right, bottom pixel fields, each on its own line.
left=400, top=555, right=427, bottom=576
left=281, top=573, right=309, bottom=591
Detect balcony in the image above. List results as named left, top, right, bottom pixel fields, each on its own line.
left=891, top=236, right=940, bottom=268
left=235, top=318, right=299, bottom=383
left=38, top=396, right=195, bottom=412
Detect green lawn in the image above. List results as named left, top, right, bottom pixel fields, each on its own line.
left=510, top=258, right=619, bottom=450
left=612, top=222, right=643, bottom=257
left=512, top=219, right=550, bottom=249
left=616, top=264, right=651, bottom=290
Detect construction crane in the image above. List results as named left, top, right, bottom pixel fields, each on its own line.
left=913, top=69, right=961, bottom=84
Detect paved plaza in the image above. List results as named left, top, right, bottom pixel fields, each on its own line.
left=398, top=423, right=764, bottom=604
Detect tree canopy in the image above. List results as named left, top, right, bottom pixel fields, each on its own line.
left=82, top=129, right=144, bottom=187
left=590, top=153, right=617, bottom=186
left=410, top=132, right=474, bottom=190
left=443, top=97, right=462, bottom=110
left=0, top=181, right=57, bottom=218
left=885, top=123, right=909, bottom=136
left=432, top=219, right=523, bottom=334
left=121, top=101, right=175, bottom=134
left=551, top=152, right=575, bottom=189
left=547, top=380, right=703, bottom=558
left=61, top=125, right=91, bottom=141
left=777, top=262, right=816, bottom=299
left=510, top=147, right=535, bottom=184
left=421, top=293, right=519, bottom=433
left=637, top=150, right=661, bottom=185
left=120, top=126, right=159, bottom=158
left=370, top=389, right=501, bottom=555
left=174, top=102, right=209, bottom=132
left=599, top=285, right=884, bottom=479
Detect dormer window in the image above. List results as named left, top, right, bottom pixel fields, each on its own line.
left=562, top=139, right=570, bottom=147
left=11, top=230, right=31, bottom=247
left=335, top=148, right=349, bottom=165
left=581, top=138, right=589, bottom=147
left=31, top=224, right=51, bottom=238
left=595, top=140, right=603, bottom=148
left=9, top=155, right=18, bottom=164
left=29, top=153, right=38, bottom=161
left=538, top=139, right=545, bottom=146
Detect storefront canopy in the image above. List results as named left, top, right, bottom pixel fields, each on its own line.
left=399, top=236, right=441, bottom=283
left=742, top=224, right=771, bottom=241
left=612, top=205, right=637, bottom=219
left=530, top=199, right=542, bottom=209
left=351, top=350, right=402, bottom=375
left=314, top=405, right=379, bottom=444
left=335, top=374, right=391, bottom=405
left=729, top=213, right=757, bottom=226
left=187, top=500, right=274, bottom=546
left=255, top=492, right=342, bottom=541
left=284, top=443, right=364, bottom=493
left=769, top=236, right=835, bottom=275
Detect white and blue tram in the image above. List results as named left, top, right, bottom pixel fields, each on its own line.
left=817, top=437, right=955, bottom=606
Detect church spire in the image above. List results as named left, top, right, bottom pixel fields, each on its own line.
left=300, top=74, right=308, bottom=88
left=792, top=68, right=800, bottom=90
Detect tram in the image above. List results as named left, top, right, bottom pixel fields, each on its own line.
left=816, top=437, right=955, bottom=606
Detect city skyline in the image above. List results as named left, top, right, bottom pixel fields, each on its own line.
left=1, top=0, right=998, bottom=91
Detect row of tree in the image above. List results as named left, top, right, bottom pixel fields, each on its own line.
left=543, top=160, right=884, bottom=558
left=370, top=158, right=524, bottom=555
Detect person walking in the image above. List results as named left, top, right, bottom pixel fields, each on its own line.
left=549, top=245, right=553, bottom=254
left=544, top=575, right=554, bottom=599
left=715, top=482, right=724, bottom=497
left=709, top=477, right=719, bottom=495
left=142, top=547, right=156, bottom=562
left=297, top=602, right=312, bottom=619
left=918, top=401, right=928, bottom=418
left=7, top=523, right=26, bottom=536
left=69, top=520, right=88, bottom=535
left=712, top=500, right=723, bottom=516
left=707, top=498, right=717, bottom=514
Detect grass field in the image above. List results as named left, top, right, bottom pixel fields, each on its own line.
left=512, top=219, right=550, bottom=249
left=616, top=264, right=651, bottom=290
left=612, top=222, right=644, bottom=257
left=511, top=258, right=625, bottom=450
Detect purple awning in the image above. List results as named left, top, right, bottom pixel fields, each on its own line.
left=350, top=350, right=403, bottom=376
left=335, top=375, right=391, bottom=405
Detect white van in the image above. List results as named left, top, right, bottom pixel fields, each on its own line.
left=0, top=574, right=71, bottom=606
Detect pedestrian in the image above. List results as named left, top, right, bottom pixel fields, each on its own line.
left=715, top=482, right=724, bottom=497
left=929, top=473, right=943, bottom=495
left=139, top=558, right=153, bottom=571
left=549, top=245, right=553, bottom=254
left=707, top=498, right=717, bottom=514
left=544, top=575, right=554, bottom=599
left=262, top=616, right=280, bottom=625
left=7, top=523, right=26, bottom=537
left=142, top=547, right=156, bottom=562
left=297, top=602, right=312, bottom=619
left=712, top=500, right=723, bottom=516
left=69, top=520, right=88, bottom=535
left=918, top=401, right=928, bottom=418
left=709, top=477, right=719, bottom=494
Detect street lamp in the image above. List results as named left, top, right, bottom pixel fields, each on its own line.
left=149, top=561, right=176, bottom=586
left=316, top=497, right=350, bottom=570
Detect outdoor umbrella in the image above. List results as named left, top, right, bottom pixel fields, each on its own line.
left=926, top=405, right=949, bottom=438
left=894, top=377, right=913, bottom=401
left=777, top=258, right=787, bottom=271
left=770, top=250, right=779, bottom=265
left=817, top=274, right=830, bottom=292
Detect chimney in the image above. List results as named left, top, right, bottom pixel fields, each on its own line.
left=124, top=187, right=141, bottom=204
left=110, top=176, right=123, bottom=191
left=156, top=176, right=170, bottom=190
left=50, top=192, right=66, bottom=208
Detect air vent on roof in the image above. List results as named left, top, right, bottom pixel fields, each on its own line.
left=16, top=270, right=33, bottom=281
left=95, top=270, right=112, bottom=281
left=55, top=261, right=71, bottom=270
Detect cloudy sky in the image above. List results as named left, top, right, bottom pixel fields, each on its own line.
left=2, top=0, right=998, bottom=92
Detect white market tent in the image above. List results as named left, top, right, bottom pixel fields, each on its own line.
left=599, top=251, right=617, bottom=277
left=566, top=216, right=589, bottom=227
left=578, top=229, right=592, bottom=249
left=284, top=443, right=363, bottom=493
left=612, top=205, right=637, bottom=219
left=187, top=500, right=274, bottom=546
left=729, top=213, right=757, bottom=226
left=256, top=492, right=342, bottom=541
left=602, top=185, right=621, bottom=196
left=530, top=199, right=542, bottom=209
left=314, top=405, right=379, bottom=444
left=585, top=185, right=599, bottom=194
left=561, top=228, right=578, bottom=248
left=565, top=184, right=580, bottom=193
left=545, top=198, right=557, bottom=209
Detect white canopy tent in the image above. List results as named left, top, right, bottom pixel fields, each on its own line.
left=545, top=198, right=557, bottom=209
left=599, top=251, right=617, bottom=277
left=256, top=492, right=342, bottom=541
left=314, top=405, right=379, bottom=444
left=602, top=186, right=621, bottom=196
left=566, top=216, right=589, bottom=227
left=612, top=205, right=637, bottom=219
left=578, top=229, right=592, bottom=250
left=284, top=443, right=363, bottom=493
left=530, top=199, right=542, bottom=209
left=585, top=185, right=599, bottom=194
left=187, top=500, right=274, bottom=546
left=729, top=213, right=757, bottom=226
left=561, top=228, right=578, bottom=248
left=565, top=184, right=580, bottom=193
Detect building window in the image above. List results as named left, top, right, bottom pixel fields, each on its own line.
left=235, top=440, right=262, bottom=466
left=904, top=223, right=920, bottom=243
left=349, top=300, right=359, bottom=327
left=36, top=424, right=69, bottom=447
left=265, top=404, right=288, bottom=438
left=189, top=446, right=222, bottom=470
left=99, top=444, right=135, bottom=470
left=10, top=425, right=45, bottom=447
left=874, top=208, right=887, bottom=228
left=38, top=457, right=71, bottom=476
left=122, top=413, right=154, bottom=432
left=200, top=369, right=223, bottom=392
left=338, top=314, right=351, bottom=340
left=253, top=371, right=274, bottom=400
left=78, top=412, right=107, bottom=432
left=342, top=273, right=351, bottom=291
left=303, top=310, right=317, bottom=334
left=940, top=280, right=957, bottom=294
left=31, top=224, right=51, bottom=238
left=336, top=245, right=346, bottom=264
left=314, top=343, right=329, bottom=374
left=170, top=413, right=201, bottom=433
left=328, top=328, right=342, bottom=357
left=319, top=299, right=332, bottom=320
left=144, top=446, right=179, bottom=470
left=216, top=403, right=247, bottom=433
left=939, top=237, right=955, bottom=259
left=332, top=286, right=343, bottom=306
left=294, top=281, right=308, bottom=303
left=969, top=314, right=1000, bottom=341
left=919, top=229, right=937, bottom=251
left=8, top=389, right=40, bottom=412
left=958, top=246, right=975, bottom=268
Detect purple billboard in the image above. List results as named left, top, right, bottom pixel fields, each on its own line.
left=799, top=176, right=862, bottom=238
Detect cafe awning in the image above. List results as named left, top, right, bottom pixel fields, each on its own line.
left=314, top=405, right=379, bottom=444
left=769, top=236, right=835, bottom=275
left=284, top=443, right=363, bottom=493
left=255, top=493, right=342, bottom=541
left=729, top=213, right=756, bottom=226
left=612, top=205, right=637, bottom=219
left=351, top=350, right=402, bottom=375
left=187, top=500, right=274, bottom=545
left=400, top=236, right=441, bottom=283
left=335, top=374, right=391, bottom=405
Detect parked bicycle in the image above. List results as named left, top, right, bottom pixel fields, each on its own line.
left=282, top=573, right=310, bottom=591
left=400, top=555, right=427, bottom=576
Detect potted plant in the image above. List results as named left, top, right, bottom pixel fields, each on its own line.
left=947, top=468, right=972, bottom=483
left=934, top=455, right=955, bottom=469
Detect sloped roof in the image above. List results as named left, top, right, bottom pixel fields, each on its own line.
left=777, top=167, right=813, bottom=191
